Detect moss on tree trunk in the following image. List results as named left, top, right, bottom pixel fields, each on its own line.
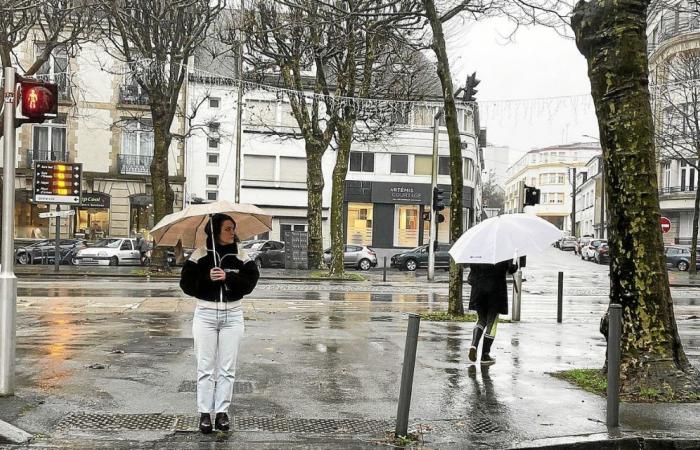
left=329, top=121, right=353, bottom=277
left=306, top=143, right=325, bottom=270
left=572, top=0, right=698, bottom=396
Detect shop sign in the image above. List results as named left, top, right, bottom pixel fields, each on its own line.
left=81, top=192, right=110, bottom=209
left=371, top=182, right=429, bottom=204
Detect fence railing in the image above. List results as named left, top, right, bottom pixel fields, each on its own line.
left=118, top=84, right=149, bottom=105
left=25, top=149, right=70, bottom=168
left=648, top=13, right=700, bottom=55
left=117, top=154, right=152, bottom=175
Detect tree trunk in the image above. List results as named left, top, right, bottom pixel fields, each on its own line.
left=690, top=186, right=700, bottom=275
left=151, top=114, right=175, bottom=225
left=424, top=0, right=464, bottom=316
left=306, top=142, right=325, bottom=270
left=329, top=121, right=353, bottom=277
left=573, top=0, right=698, bottom=395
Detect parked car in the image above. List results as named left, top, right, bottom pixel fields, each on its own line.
left=582, top=239, right=607, bottom=261
left=247, top=240, right=285, bottom=268
left=576, top=236, right=593, bottom=255
left=240, top=239, right=266, bottom=250
left=390, top=243, right=451, bottom=271
left=165, top=248, right=194, bottom=266
left=73, top=238, right=141, bottom=266
left=559, top=236, right=578, bottom=251
left=15, top=239, right=87, bottom=265
left=664, top=245, right=700, bottom=271
left=323, top=245, right=378, bottom=270
left=594, top=243, right=610, bottom=264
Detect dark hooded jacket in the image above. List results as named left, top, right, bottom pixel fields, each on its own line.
left=180, top=239, right=260, bottom=303
left=468, top=260, right=518, bottom=314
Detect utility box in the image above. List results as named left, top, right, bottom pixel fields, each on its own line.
left=283, top=231, right=308, bottom=269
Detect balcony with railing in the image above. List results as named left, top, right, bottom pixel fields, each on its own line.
left=118, top=84, right=149, bottom=105
left=117, top=154, right=152, bottom=175
left=659, top=185, right=699, bottom=197
left=648, top=13, right=700, bottom=55
left=25, top=149, right=70, bottom=168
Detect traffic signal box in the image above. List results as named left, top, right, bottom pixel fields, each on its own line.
left=17, top=77, right=58, bottom=124
left=524, top=185, right=541, bottom=206
left=432, top=187, right=446, bottom=223
left=33, top=162, right=82, bottom=205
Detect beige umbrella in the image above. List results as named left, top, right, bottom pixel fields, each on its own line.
left=150, top=201, right=273, bottom=249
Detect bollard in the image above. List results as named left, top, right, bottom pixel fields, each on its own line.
left=511, top=269, right=522, bottom=322
left=383, top=256, right=387, bottom=282
left=395, top=313, right=420, bottom=438
left=607, top=304, right=622, bottom=427
left=557, top=271, right=563, bottom=323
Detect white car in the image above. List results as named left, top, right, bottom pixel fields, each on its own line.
left=582, top=239, right=607, bottom=261
left=73, top=238, right=142, bottom=266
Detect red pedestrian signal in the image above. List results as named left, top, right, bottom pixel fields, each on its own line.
left=19, top=80, right=58, bottom=121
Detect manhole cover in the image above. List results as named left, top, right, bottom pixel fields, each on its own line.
left=469, top=417, right=504, bottom=433
left=174, top=416, right=390, bottom=433
left=56, top=414, right=176, bottom=431
left=177, top=380, right=254, bottom=394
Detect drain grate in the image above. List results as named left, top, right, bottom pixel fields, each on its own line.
left=56, top=414, right=176, bottom=431
left=177, top=380, right=254, bottom=394
left=56, top=413, right=389, bottom=434
left=175, top=416, right=390, bottom=433
left=469, top=417, right=505, bottom=433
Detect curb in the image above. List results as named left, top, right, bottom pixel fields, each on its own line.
left=515, top=436, right=700, bottom=449
left=0, top=418, right=32, bottom=444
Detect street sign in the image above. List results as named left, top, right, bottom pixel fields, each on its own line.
left=660, top=216, right=671, bottom=234
left=38, top=210, right=75, bottom=219
left=33, top=161, right=82, bottom=204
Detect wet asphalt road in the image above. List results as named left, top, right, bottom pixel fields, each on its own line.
left=4, top=247, right=700, bottom=449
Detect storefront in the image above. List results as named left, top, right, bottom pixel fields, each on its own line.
left=13, top=189, right=50, bottom=238
left=344, top=181, right=472, bottom=249
left=75, top=192, right=111, bottom=239
left=130, top=194, right=154, bottom=237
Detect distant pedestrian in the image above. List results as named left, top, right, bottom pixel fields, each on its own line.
left=137, top=236, right=150, bottom=266
left=467, top=259, right=518, bottom=365
left=179, top=213, right=259, bottom=434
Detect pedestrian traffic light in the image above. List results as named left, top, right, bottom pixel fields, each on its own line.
left=19, top=79, right=58, bottom=122
left=524, top=185, right=541, bottom=206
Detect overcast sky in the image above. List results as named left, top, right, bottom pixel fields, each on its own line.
left=446, top=18, right=600, bottom=156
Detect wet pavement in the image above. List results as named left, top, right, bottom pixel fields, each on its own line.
left=1, top=248, right=699, bottom=448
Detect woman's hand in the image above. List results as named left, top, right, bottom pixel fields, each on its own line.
left=210, top=267, right=226, bottom=282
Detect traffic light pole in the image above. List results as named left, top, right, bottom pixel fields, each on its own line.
left=1, top=67, right=18, bottom=395
left=428, top=111, right=441, bottom=281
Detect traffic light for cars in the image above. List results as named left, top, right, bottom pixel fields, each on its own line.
left=432, top=187, right=446, bottom=223
left=19, top=78, right=58, bottom=122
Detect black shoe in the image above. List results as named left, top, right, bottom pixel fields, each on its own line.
left=199, top=413, right=213, bottom=434
left=215, top=412, right=230, bottom=431
left=480, top=354, right=496, bottom=365
left=468, top=346, right=478, bottom=362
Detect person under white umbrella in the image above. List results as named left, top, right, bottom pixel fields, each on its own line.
left=450, top=214, right=563, bottom=365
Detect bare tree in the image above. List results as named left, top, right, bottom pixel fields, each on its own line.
left=99, top=0, right=225, bottom=224
left=573, top=0, right=699, bottom=397
left=654, top=51, right=700, bottom=274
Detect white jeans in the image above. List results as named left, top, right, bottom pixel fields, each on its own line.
left=192, top=306, right=245, bottom=414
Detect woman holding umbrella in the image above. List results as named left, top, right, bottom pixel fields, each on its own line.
left=180, top=213, right=260, bottom=434
left=467, top=259, right=518, bottom=365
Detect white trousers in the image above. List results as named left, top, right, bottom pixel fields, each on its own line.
left=192, top=306, right=245, bottom=414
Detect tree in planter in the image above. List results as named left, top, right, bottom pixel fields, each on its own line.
left=573, top=0, right=699, bottom=396
left=653, top=50, right=700, bottom=274
left=99, top=0, right=224, bottom=225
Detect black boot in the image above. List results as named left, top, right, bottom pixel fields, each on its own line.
left=199, top=413, right=213, bottom=434
left=469, top=325, right=484, bottom=362
left=481, top=335, right=496, bottom=365
left=215, top=412, right=230, bottom=431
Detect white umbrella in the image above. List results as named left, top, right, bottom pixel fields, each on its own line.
left=150, top=200, right=273, bottom=250
left=449, top=213, right=564, bottom=265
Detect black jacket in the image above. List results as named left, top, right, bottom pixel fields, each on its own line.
left=468, top=260, right=518, bottom=314
left=180, top=243, right=260, bottom=303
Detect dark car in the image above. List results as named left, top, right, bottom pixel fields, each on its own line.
left=247, top=240, right=285, bottom=268
left=594, top=243, right=610, bottom=264
left=390, top=243, right=451, bottom=271
left=664, top=245, right=700, bottom=271
left=166, top=248, right=194, bottom=266
left=15, top=239, right=87, bottom=265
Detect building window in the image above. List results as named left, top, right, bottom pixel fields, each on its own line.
left=207, top=175, right=218, bottom=187
left=414, top=155, right=432, bottom=176
left=395, top=205, right=419, bottom=247
left=36, top=44, right=69, bottom=98
left=32, top=116, right=67, bottom=162
left=464, top=158, right=475, bottom=181
left=279, top=157, right=306, bottom=182
left=413, top=106, right=434, bottom=127
left=680, top=160, right=696, bottom=191
left=663, top=161, right=671, bottom=189
left=391, top=104, right=411, bottom=126
left=438, top=156, right=450, bottom=175
left=347, top=203, right=373, bottom=245
left=208, top=122, right=220, bottom=148
left=244, top=155, right=275, bottom=181
left=391, top=154, right=408, bottom=174
left=246, top=99, right=277, bottom=126
left=206, top=190, right=218, bottom=201
left=281, top=223, right=307, bottom=233
left=209, top=97, right=220, bottom=108
left=207, top=153, right=219, bottom=165
left=122, top=119, right=154, bottom=156
left=349, top=152, right=374, bottom=173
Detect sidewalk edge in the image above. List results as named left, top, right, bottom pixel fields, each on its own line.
left=0, top=418, right=32, bottom=444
